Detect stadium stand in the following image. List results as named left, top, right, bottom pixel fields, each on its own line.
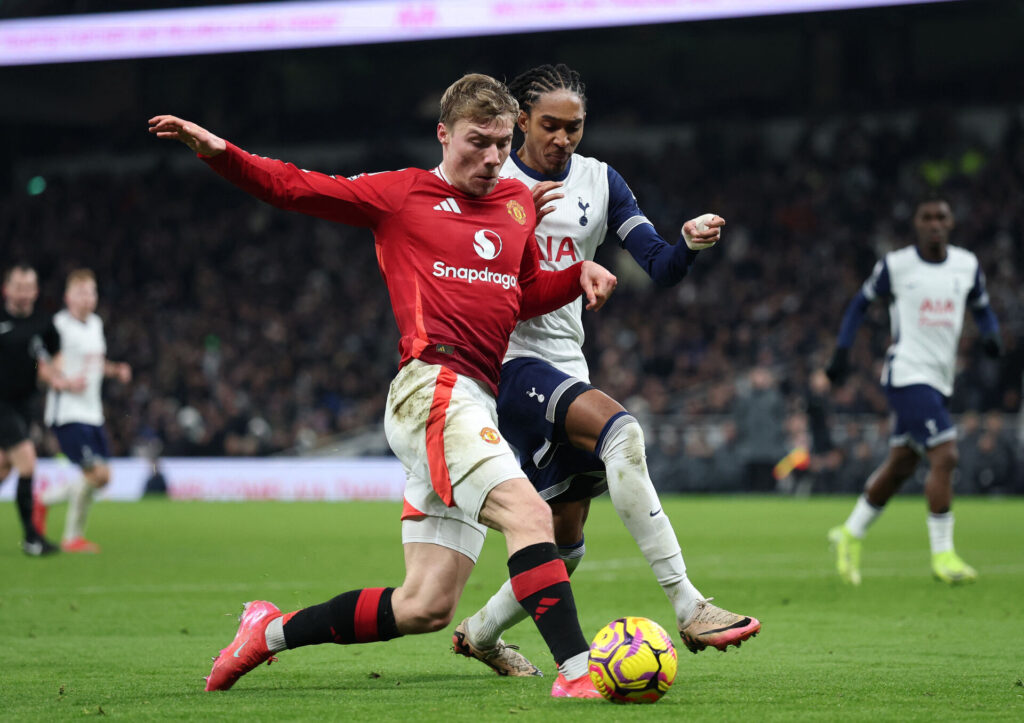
left=2, top=106, right=1020, bottom=494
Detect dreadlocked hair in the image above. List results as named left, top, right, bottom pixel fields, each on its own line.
left=507, top=63, right=586, bottom=115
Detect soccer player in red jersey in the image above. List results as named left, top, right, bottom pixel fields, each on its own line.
left=149, top=73, right=616, bottom=698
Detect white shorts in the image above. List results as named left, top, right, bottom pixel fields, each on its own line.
left=384, top=360, right=525, bottom=562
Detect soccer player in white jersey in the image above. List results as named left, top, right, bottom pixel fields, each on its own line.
left=825, top=196, right=1002, bottom=585
left=451, top=64, right=760, bottom=677
left=37, top=269, right=132, bottom=553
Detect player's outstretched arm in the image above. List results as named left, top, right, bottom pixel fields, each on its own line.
left=609, top=164, right=722, bottom=287
left=149, top=116, right=395, bottom=227
left=148, top=115, right=226, bottom=157
left=580, top=260, right=617, bottom=311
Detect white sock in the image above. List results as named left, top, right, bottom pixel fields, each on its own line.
left=844, top=494, right=883, bottom=539
left=265, top=616, right=287, bottom=653
left=41, top=478, right=78, bottom=506
left=64, top=478, right=93, bottom=541
left=467, top=543, right=585, bottom=649
left=598, top=415, right=703, bottom=625
left=467, top=579, right=528, bottom=649
left=927, top=512, right=954, bottom=554
left=558, top=650, right=590, bottom=680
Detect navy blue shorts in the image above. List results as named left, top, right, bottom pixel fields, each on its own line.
left=884, top=384, right=956, bottom=455
left=53, top=423, right=110, bottom=468
left=497, top=358, right=607, bottom=502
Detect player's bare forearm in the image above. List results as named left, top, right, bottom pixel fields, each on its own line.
left=148, top=115, right=226, bottom=156
left=104, top=360, right=132, bottom=384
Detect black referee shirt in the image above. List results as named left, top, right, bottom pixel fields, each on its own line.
left=0, top=308, right=60, bottom=402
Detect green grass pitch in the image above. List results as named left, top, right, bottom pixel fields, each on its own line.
left=3, top=496, right=1022, bottom=721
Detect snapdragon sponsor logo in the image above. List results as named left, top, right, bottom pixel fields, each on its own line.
left=430, top=227, right=516, bottom=289
left=432, top=261, right=518, bottom=290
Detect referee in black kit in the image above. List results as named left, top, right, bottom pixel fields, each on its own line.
left=1, top=263, right=76, bottom=555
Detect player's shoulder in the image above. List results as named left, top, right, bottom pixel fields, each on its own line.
left=566, top=153, right=609, bottom=184
left=570, top=152, right=606, bottom=172
left=883, top=245, right=920, bottom=271
left=348, top=166, right=425, bottom=191
left=495, top=174, right=531, bottom=194
left=485, top=176, right=533, bottom=208
left=885, top=244, right=917, bottom=261
left=34, top=309, right=57, bottom=327
left=946, top=244, right=978, bottom=267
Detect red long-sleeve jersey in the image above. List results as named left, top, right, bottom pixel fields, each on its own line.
left=202, top=143, right=582, bottom=394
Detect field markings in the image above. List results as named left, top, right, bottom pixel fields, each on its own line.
left=576, top=556, right=1024, bottom=581
left=1, top=579, right=326, bottom=597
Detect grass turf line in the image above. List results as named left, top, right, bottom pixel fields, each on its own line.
left=2, top=496, right=1022, bottom=721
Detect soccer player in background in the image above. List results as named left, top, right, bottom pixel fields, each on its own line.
left=36, top=269, right=132, bottom=554
left=0, top=263, right=77, bottom=556
left=451, top=64, right=760, bottom=678
left=825, top=196, right=1002, bottom=585
left=150, top=72, right=618, bottom=697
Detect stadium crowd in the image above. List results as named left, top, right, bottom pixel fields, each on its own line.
left=3, top=107, right=1022, bottom=493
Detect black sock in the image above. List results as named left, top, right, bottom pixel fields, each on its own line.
left=508, top=542, right=588, bottom=666
left=16, top=476, right=38, bottom=540
left=282, top=587, right=400, bottom=649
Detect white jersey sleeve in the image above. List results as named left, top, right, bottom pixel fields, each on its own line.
left=44, top=310, right=107, bottom=426
left=500, top=152, right=615, bottom=382
left=876, top=245, right=981, bottom=396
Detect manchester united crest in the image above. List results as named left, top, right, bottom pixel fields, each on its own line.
left=506, top=199, right=527, bottom=225
left=480, top=427, right=501, bottom=444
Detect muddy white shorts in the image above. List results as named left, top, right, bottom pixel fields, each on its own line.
left=385, top=359, right=525, bottom=562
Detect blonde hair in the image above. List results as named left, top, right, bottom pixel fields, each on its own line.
left=66, top=268, right=96, bottom=289
left=439, top=73, right=518, bottom=128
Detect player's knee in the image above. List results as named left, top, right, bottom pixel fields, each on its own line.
left=88, top=465, right=111, bottom=487
left=551, top=502, right=586, bottom=546
left=509, top=494, right=554, bottom=539
left=14, top=444, right=38, bottom=475
left=931, top=446, right=958, bottom=473
left=597, top=414, right=646, bottom=463
left=888, top=452, right=919, bottom=480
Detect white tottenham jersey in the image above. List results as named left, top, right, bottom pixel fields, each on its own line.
left=44, top=310, right=107, bottom=426
left=501, top=152, right=651, bottom=382
left=863, top=245, right=988, bottom=397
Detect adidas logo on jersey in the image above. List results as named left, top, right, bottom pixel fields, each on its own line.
left=433, top=197, right=462, bottom=214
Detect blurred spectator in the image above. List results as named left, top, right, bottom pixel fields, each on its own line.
left=959, top=412, right=1019, bottom=495
left=806, top=369, right=843, bottom=492
left=733, top=366, right=787, bottom=491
